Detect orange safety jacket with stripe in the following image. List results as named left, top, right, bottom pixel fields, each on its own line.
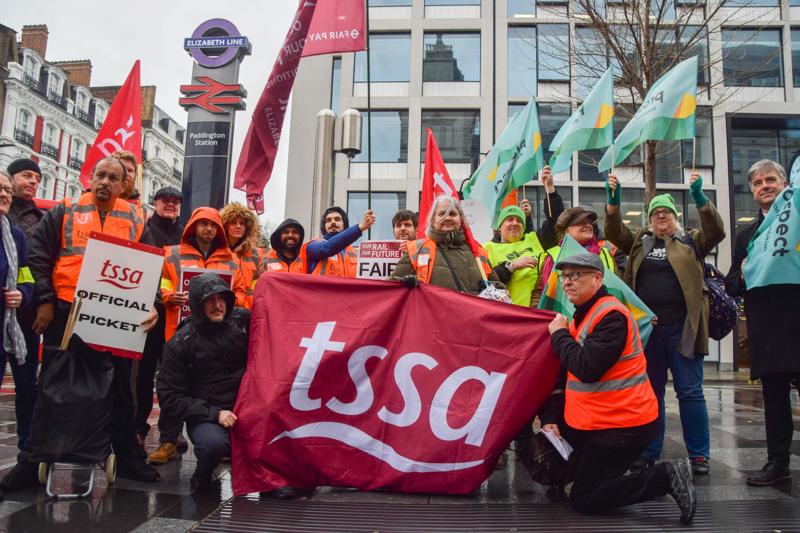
left=236, top=246, right=266, bottom=308
left=160, top=207, right=248, bottom=340
left=264, top=247, right=307, bottom=274
left=405, top=238, right=491, bottom=284
left=54, top=193, right=145, bottom=302
left=564, top=295, right=658, bottom=431
left=304, top=240, right=358, bottom=277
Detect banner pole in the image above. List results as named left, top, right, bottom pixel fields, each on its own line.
left=692, top=137, right=696, bottom=174
left=611, top=143, right=615, bottom=176
left=366, top=3, right=373, bottom=239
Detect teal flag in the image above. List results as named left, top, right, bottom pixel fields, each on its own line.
left=538, top=235, right=655, bottom=346
left=598, top=56, right=698, bottom=172
left=742, top=159, right=800, bottom=288
left=549, top=67, right=615, bottom=174
left=463, top=99, right=544, bottom=226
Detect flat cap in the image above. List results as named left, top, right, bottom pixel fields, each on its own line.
left=555, top=252, right=604, bottom=273
left=555, top=206, right=598, bottom=234
left=153, top=186, right=183, bottom=201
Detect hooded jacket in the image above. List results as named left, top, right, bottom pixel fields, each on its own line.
left=219, top=203, right=265, bottom=306
left=304, top=206, right=362, bottom=276
left=265, top=218, right=306, bottom=273
left=160, top=207, right=247, bottom=340
left=156, top=273, right=250, bottom=427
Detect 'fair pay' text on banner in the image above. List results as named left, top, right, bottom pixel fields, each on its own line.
left=72, top=232, right=164, bottom=359
left=357, top=240, right=404, bottom=279
left=178, top=267, right=234, bottom=322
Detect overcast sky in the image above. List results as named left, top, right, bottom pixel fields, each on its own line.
left=4, top=0, right=301, bottom=225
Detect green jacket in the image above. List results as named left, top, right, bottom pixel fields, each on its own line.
left=483, top=233, right=545, bottom=306
left=604, top=202, right=725, bottom=358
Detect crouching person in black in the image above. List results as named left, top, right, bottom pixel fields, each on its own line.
left=156, top=273, right=249, bottom=490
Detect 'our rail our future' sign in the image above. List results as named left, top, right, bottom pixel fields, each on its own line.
left=72, top=232, right=165, bottom=359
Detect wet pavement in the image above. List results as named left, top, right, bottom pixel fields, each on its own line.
left=0, top=369, right=797, bottom=532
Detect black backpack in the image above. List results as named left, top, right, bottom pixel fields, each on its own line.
left=682, top=232, right=738, bottom=341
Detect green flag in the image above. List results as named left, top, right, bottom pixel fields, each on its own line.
left=538, top=235, right=655, bottom=346
left=598, top=56, right=698, bottom=172
left=549, top=67, right=614, bottom=174
left=463, top=99, right=544, bottom=226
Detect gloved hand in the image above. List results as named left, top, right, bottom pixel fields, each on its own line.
left=689, top=173, right=708, bottom=208
left=400, top=275, right=418, bottom=289
left=605, top=174, right=621, bottom=206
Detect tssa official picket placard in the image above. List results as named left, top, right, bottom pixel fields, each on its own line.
left=357, top=240, right=403, bottom=279
left=178, top=267, right=234, bottom=322
left=73, top=232, right=165, bottom=359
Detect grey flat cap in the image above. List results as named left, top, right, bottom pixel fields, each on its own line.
left=153, top=186, right=183, bottom=201
left=555, top=252, right=604, bottom=273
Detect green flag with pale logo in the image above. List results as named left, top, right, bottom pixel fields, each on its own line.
left=549, top=67, right=615, bottom=174
left=463, top=99, right=544, bottom=226
left=598, top=56, right=698, bottom=172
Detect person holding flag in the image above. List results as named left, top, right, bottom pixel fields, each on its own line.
left=603, top=172, right=725, bottom=476
left=725, top=159, right=799, bottom=487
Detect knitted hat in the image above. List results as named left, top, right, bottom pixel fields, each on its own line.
left=7, top=158, right=41, bottom=177
left=647, top=193, right=678, bottom=217
left=495, top=205, right=526, bottom=230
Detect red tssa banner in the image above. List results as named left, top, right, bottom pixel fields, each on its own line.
left=231, top=275, right=559, bottom=495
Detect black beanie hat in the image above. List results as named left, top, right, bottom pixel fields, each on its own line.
left=7, top=158, right=41, bottom=177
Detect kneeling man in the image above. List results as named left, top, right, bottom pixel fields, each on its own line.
left=539, top=252, right=696, bottom=525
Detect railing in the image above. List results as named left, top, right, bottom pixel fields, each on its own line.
left=40, top=143, right=59, bottom=160
left=48, top=90, right=66, bottom=109
left=68, top=157, right=84, bottom=170
left=173, top=167, right=183, bottom=179
left=74, top=107, right=91, bottom=124
left=22, top=73, right=43, bottom=93
left=14, top=128, right=34, bottom=147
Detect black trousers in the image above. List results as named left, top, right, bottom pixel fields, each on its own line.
left=43, top=300, right=138, bottom=458
left=761, top=373, right=800, bottom=467
left=568, top=434, right=671, bottom=514
left=135, top=304, right=167, bottom=437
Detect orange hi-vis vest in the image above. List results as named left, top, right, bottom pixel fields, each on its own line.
left=238, top=247, right=267, bottom=306
left=54, top=193, right=145, bottom=302
left=565, top=295, right=658, bottom=431
left=405, top=238, right=491, bottom=284
left=306, top=240, right=358, bottom=277
left=264, top=247, right=307, bottom=274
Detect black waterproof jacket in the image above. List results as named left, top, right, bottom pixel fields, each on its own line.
left=8, top=196, right=43, bottom=240
left=156, top=273, right=250, bottom=426
left=146, top=213, right=184, bottom=248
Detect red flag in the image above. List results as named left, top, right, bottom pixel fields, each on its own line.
left=302, top=0, right=366, bottom=58
left=420, top=128, right=483, bottom=256
left=233, top=0, right=318, bottom=213
left=231, top=274, right=559, bottom=495
left=80, top=61, right=142, bottom=189
left=501, top=188, right=519, bottom=209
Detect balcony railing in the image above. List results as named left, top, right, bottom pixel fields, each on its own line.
left=73, top=107, right=91, bottom=124
left=14, top=128, right=34, bottom=147
left=173, top=167, right=183, bottom=180
left=22, top=73, right=43, bottom=93
left=47, top=90, right=66, bottom=109
left=40, top=143, right=59, bottom=160
left=68, top=157, right=84, bottom=170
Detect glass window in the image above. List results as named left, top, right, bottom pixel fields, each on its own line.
left=523, top=186, right=574, bottom=229
left=44, top=124, right=57, bottom=146
left=508, top=27, right=537, bottom=97
left=71, top=139, right=83, bottom=160
left=37, top=176, right=50, bottom=199
left=681, top=108, right=713, bottom=168
left=792, top=0, right=800, bottom=6
left=23, top=56, right=37, bottom=77
left=726, top=0, right=778, bottom=5
left=580, top=187, right=646, bottom=229
left=354, top=110, right=409, bottom=163
left=421, top=110, right=480, bottom=165
left=539, top=25, right=570, bottom=81
left=330, top=57, right=341, bottom=115
left=369, top=0, right=412, bottom=5
left=426, top=0, right=479, bottom=3
left=650, top=0, right=675, bottom=20
left=347, top=192, right=407, bottom=242
left=508, top=0, right=536, bottom=16
left=574, top=27, right=608, bottom=99
left=16, top=109, right=31, bottom=132
left=573, top=0, right=605, bottom=18
left=683, top=26, right=710, bottom=85
left=423, top=33, right=481, bottom=82
left=539, top=103, right=572, bottom=164
left=722, top=29, right=783, bottom=87
left=730, top=128, right=777, bottom=231
left=48, top=73, right=61, bottom=95
left=355, top=34, right=411, bottom=82
left=793, top=29, right=800, bottom=87
left=655, top=142, right=683, bottom=184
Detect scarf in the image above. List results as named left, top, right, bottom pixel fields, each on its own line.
left=2, top=216, right=27, bottom=364
left=539, top=236, right=602, bottom=290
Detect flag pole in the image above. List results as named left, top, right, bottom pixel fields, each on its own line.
left=365, top=1, right=372, bottom=239
left=691, top=137, right=696, bottom=174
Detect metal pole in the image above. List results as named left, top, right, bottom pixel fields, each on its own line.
left=366, top=1, right=373, bottom=239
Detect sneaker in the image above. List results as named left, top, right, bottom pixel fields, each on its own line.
left=629, top=457, right=655, bottom=473
left=0, top=461, right=38, bottom=491
left=691, top=457, right=710, bottom=476
left=666, top=458, right=696, bottom=525
left=117, top=455, right=160, bottom=482
left=746, top=461, right=791, bottom=487
left=147, top=443, right=177, bottom=465
left=176, top=434, right=189, bottom=453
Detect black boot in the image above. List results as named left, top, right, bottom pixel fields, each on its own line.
left=0, top=461, right=38, bottom=491
left=117, top=454, right=160, bottom=482
left=746, top=461, right=791, bottom=487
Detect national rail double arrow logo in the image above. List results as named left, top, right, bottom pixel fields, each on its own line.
left=179, top=76, right=246, bottom=114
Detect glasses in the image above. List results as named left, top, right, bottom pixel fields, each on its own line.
left=0, top=186, right=13, bottom=195
left=650, top=208, right=674, bottom=218
left=560, top=271, right=596, bottom=282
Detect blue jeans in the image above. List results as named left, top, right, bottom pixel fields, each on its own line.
left=188, top=422, right=230, bottom=477
left=2, top=326, right=39, bottom=461
left=642, top=324, right=710, bottom=461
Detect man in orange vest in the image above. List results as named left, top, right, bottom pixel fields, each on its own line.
left=26, top=156, right=160, bottom=485
left=264, top=218, right=306, bottom=273
left=539, top=252, right=696, bottom=525
left=149, top=206, right=247, bottom=465
left=304, top=206, right=375, bottom=276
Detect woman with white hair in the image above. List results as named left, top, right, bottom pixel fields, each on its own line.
left=603, top=172, right=725, bottom=477
left=391, top=195, right=501, bottom=295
